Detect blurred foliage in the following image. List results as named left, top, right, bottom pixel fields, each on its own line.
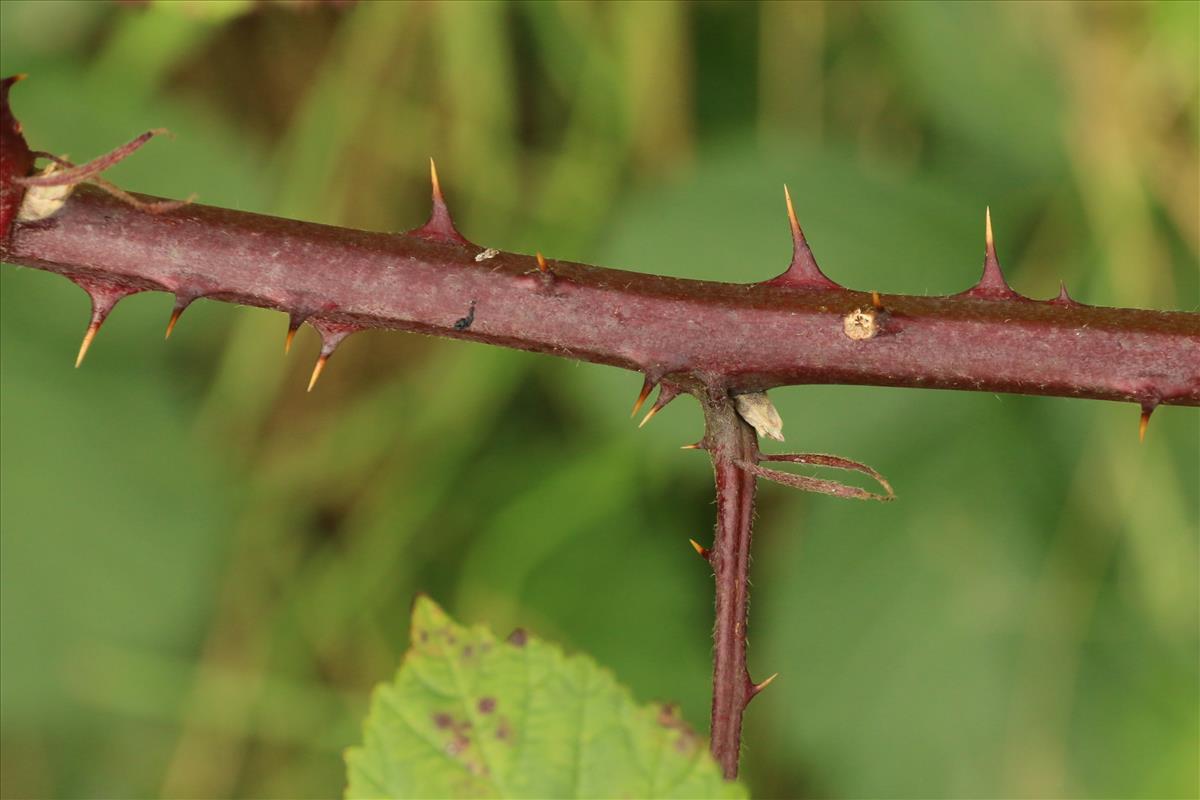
left=0, top=1, right=1196, bottom=798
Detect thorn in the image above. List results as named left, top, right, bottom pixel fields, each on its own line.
left=769, top=185, right=840, bottom=290
left=536, top=251, right=549, bottom=273
left=752, top=672, right=779, bottom=695
left=164, top=294, right=196, bottom=340
left=1138, top=401, right=1157, bottom=443
left=637, top=381, right=682, bottom=428
left=164, top=306, right=183, bottom=339
left=75, top=321, right=99, bottom=368
left=429, top=157, right=443, bottom=203
left=963, top=206, right=1021, bottom=300
left=304, top=321, right=357, bottom=391
left=307, top=355, right=328, bottom=392
left=412, top=157, right=469, bottom=245
left=1050, top=281, right=1080, bottom=306
left=688, top=538, right=710, bottom=559
left=680, top=442, right=704, bottom=450
left=871, top=290, right=883, bottom=310
left=784, top=184, right=802, bottom=244
left=285, top=313, right=306, bottom=354
left=69, top=280, right=138, bottom=368
left=631, top=377, right=655, bottom=418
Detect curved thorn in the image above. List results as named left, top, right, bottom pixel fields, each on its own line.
left=284, top=312, right=307, bottom=354
left=631, top=377, right=655, bottom=418
left=638, top=382, right=681, bottom=428
left=164, top=306, right=184, bottom=340
left=688, top=538, right=711, bottom=559
left=751, top=672, right=779, bottom=696
left=536, top=251, right=549, bottom=273
left=164, top=293, right=197, bottom=340
left=307, top=355, right=328, bottom=392
left=71, top=281, right=137, bottom=368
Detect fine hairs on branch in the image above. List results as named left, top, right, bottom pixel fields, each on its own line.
left=2, top=75, right=1197, bottom=779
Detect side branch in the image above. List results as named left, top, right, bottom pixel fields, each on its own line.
left=698, top=396, right=763, bottom=779
left=2, top=187, right=1197, bottom=410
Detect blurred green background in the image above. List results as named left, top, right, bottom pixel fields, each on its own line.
left=1, top=1, right=1197, bottom=798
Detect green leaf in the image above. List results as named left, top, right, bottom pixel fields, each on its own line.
left=346, top=597, right=745, bottom=800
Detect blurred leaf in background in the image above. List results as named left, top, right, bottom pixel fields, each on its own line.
left=1, top=2, right=1196, bottom=798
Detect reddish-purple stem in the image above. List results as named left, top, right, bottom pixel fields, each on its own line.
left=2, top=80, right=1198, bottom=782
left=2, top=187, right=1196, bottom=410
left=699, top=395, right=762, bottom=779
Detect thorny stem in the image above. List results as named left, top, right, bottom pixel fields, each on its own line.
left=3, top=186, right=1197, bottom=411
left=699, top=395, right=761, bottom=779
left=2, top=79, right=1198, bottom=781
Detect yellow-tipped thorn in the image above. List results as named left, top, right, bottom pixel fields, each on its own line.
left=753, top=672, right=779, bottom=694
left=1138, top=409, right=1150, bottom=443
left=688, top=538, right=710, bottom=559
left=638, top=405, right=661, bottom=429
left=284, top=326, right=298, bottom=354
left=429, top=157, right=443, bottom=201
left=75, top=322, right=99, bottom=368
left=985, top=206, right=994, bottom=248
left=164, top=307, right=183, bottom=340
left=307, top=355, right=328, bottom=392
left=631, top=380, right=654, bottom=418
left=536, top=251, right=549, bottom=273
left=680, top=442, right=703, bottom=450
left=783, top=184, right=802, bottom=241
left=871, top=290, right=882, bottom=309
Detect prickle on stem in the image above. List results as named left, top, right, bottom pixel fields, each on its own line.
left=689, top=538, right=711, bottom=559
left=413, top=157, right=468, bottom=244
left=75, top=320, right=99, bottom=368
left=964, top=207, right=1021, bottom=299
left=164, top=306, right=184, bottom=339
left=751, top=672, right=779, bottom=696
left=631, top=377, right=656, bottom=418
left=1138, top=401, right=1157, bottom=443
left=307, top=355, right=328, bottom=393
left=770, top=184, right=839, bottom=289
left=637, top=382, right=681, bottom=428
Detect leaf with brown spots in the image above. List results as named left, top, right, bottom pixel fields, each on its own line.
left=346, top=596, right=745, bottom=799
